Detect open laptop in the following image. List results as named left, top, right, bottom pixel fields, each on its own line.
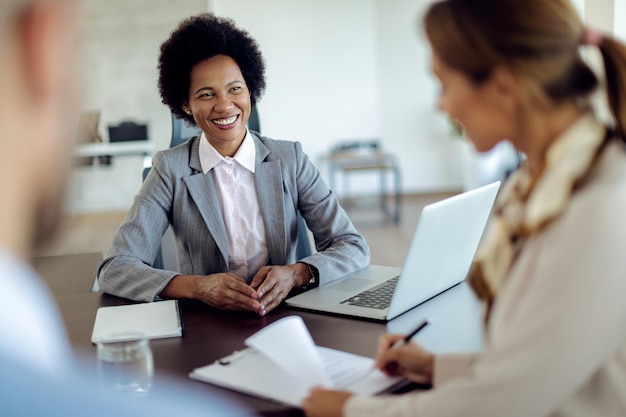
left=286, top=182, right=500, bottom=321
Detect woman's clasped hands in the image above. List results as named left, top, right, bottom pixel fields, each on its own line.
left=183, top=262, right=312, bottom=316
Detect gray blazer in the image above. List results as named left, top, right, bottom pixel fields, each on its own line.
left=97, top=133, right=369, bottom=302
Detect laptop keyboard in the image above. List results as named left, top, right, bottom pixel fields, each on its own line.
left=339, top=276, right=399, bottom=309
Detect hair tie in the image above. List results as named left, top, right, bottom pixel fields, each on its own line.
left=581, top=27, right=604, bottom=46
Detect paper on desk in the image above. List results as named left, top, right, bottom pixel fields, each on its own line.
left=190, top=316, right=404, bottom=407
left=245, top=316, right=333, bottom=388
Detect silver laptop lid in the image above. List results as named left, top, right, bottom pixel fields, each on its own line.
left=387, top=182, right=500, bottom=320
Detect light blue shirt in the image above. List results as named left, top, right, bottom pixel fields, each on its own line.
left=0, top=247, right=254, bottom=416
left=0, top=247, right=73, bottom=375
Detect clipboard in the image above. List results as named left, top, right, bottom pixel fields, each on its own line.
left=189, top=317, right=405, bottom=407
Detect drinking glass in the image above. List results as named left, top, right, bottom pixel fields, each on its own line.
left=96, top=333, right=154, bottom=397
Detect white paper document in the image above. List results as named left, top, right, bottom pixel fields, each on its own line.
left=91, top=299, right=182, bottom=343
left=189, top=316, right=404, bottom=407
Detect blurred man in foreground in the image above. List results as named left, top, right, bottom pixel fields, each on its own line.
left=0, top=1, right=250, bottom=415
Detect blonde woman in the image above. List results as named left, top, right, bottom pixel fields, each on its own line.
left=303, top=0, right=626, bottom=416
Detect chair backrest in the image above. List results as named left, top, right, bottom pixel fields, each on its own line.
left=248, top=105, right=261, bottom=133
left=108, top=121, right=148, bottom=142
left=295, top=212, right=312, bottom=260
left=330, top=139, right=380, bottom=155
left=170, top=106, right=262, bottom=148
left=170, top=114, right=202, bottom=148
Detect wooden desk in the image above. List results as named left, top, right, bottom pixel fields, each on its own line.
left=37, top=253, right=483, bottom=416
left=33, top=252, right=102, bottom=294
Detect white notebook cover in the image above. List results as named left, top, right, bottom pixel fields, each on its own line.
left=91, top=299, right=182, bottom=343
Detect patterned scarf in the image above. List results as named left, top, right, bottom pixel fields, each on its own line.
left=467, top=114, right=608, bottom=318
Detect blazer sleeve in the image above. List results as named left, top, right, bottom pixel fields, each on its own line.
left=96, top=152, right=179, bottom=302
left=292, top=141, right=370, bottom=285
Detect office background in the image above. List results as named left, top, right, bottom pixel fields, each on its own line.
left=70, top=0, right=619, bottom=213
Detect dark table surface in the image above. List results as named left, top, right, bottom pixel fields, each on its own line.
left=35, top=252, right=483, bottom=416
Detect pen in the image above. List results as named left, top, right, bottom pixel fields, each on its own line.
left=391, top=319, right=429, bottom=349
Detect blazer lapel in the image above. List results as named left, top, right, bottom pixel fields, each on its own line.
left=183, top=138, right=229, bottom=264
left=254, top=137, right=287, bottom=266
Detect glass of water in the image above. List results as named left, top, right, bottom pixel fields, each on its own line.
left=97, top=333, right=154, bottom=397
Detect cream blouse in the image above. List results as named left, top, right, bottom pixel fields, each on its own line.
left=346, top=115, right=626, bottom=417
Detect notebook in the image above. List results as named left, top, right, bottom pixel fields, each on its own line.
left=286, top=182, right=500, bottom=321
left=91, top=299, right=182, bottom=343
left=189, top=316, right=404, bottom=407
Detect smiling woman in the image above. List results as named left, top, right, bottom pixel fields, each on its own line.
left=96, top=13, right=369, bottom=316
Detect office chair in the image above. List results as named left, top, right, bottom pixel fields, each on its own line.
left=147, top=107, right=312, bottom=270
left=108, top=121, right=148, bottom=143
left=294, top=212, right=312, bottom=260
left=248, top=105, right=261, bottom=133
left=170, top=114, right=202, bottom=148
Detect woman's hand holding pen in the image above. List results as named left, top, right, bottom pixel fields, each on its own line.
left=302, top=338, right=435, bottom=417
left=302, top=321, right=432, bottom=417
left=375, top=333, right=435, bottom=385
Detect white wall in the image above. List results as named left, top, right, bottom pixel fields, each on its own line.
left=572, top=0, right=585, bottom=17
left=614, top=0, right=626, bottom=40
left=210, top=0, right=460, bottom=195
left=210, top=0, right=382, bottom=194
left=376, top=0, right=460, bottom=192
left=82, top=0, right=206, bottom=150
left=70, top=0, right=206, bottom=212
